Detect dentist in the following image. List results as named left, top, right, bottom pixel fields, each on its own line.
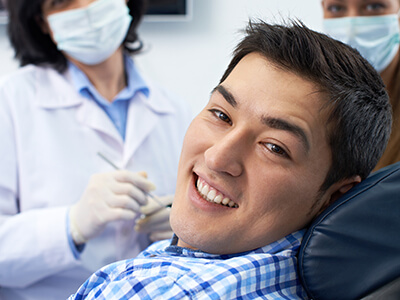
left=0, top=0, right=192, bottom=299
left=321, top=0, right=400, bottom=171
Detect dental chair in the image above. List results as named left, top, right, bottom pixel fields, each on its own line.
left=298, top=162, right=400, bottom=300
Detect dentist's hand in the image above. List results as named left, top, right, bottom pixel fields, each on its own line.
left=135, top=194, right=174, bottom=242
left=69, top=170, right=156, bottom=244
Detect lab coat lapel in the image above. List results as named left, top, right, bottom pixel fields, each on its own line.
left=35, top=66, right=123, bottom=147
left=76, top=99, right=123, bottom=147
left=123, top=93, right=158, bottom=165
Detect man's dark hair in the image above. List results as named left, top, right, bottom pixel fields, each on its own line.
left=220, top=20, right=392, bottom=192
left=6, top=0, right=147, bottom=72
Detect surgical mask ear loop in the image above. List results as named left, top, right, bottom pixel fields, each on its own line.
left=124, top=38, right=143, bottom=52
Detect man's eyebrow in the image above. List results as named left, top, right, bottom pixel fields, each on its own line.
left=211, top=86, right=310, bottom=152
left=262, top=116, right=310, bottom=153
left=211, top=85, right=237, bottom=107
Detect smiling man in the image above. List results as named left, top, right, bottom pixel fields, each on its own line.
left=69, top=20, right=392, bottom=299
left=172, top=52, right=345, bottom=255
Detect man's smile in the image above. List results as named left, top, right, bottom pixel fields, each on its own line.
left=195, top=176, right=239, bottom=208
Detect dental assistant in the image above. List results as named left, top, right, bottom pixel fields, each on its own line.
left=0, top=0, right=192, bottom=299
left=321, top=0, right=400, bottom=171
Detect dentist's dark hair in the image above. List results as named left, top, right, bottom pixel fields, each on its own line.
left=220, top=20, right=392, bottom=196
left=6, top=0, right=147, bottom=72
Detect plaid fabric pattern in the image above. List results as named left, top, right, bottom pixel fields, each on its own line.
left=69, top=230, right=308, bottom=299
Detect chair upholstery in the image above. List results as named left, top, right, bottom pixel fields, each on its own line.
left=298, top=162, right=400, bottom=300
left=362, top=276, right=400, bottom=300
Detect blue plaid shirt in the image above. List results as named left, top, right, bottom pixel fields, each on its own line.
left=69, top=230, right=308, bottom=299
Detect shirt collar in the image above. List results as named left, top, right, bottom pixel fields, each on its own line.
left=34, top=59, right=176, bottom=114
left=68, top=54, right=150, bottom=105
left=165, top=229, right=306, bottom=259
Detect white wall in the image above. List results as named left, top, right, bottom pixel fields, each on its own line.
left=0, top=25, right=18, bottom=74
left=0, top=0, right=323, bottom=115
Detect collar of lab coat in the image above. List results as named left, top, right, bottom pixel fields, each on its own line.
left=33, top=66, right=176, bottom=115
left=32, top=66, right=177, bottom=162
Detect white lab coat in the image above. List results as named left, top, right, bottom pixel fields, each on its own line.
left=0, top=64, right=192, bottom=300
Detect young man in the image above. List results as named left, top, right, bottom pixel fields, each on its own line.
left=69, top=20, right=392, bottom=299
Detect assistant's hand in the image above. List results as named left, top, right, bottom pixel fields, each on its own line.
left=135, top=194, right=174, bottom=242
left=69, top=170, right=156, bottom=244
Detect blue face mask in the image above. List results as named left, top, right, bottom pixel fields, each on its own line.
left=323, top=14, right=400, bottom=72
left=47, top=0, right=132, bottom=65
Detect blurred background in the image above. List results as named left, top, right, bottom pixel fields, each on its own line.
left=0, top=0, right=323, bottom=115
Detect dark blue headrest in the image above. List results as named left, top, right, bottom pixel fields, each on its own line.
left=298, top=162, right=400, bottom=300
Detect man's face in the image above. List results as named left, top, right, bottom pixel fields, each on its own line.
left=170, top=53, right=340, bottom=254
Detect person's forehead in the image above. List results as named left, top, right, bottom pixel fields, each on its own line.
left=225, top=53, right=325, bottom=110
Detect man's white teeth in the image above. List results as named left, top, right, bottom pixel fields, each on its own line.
left=196, top=178, right=238, bottom=208
left=207, top=189, right=216, bottom=200
left=214, top=194, right=222, bottom=204
left=201, top=184, right=209, bottom=196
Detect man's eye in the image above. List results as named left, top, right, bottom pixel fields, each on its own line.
left=208, top=109, right=232, bottom=125
left=265, top=143, right=288, bottom=157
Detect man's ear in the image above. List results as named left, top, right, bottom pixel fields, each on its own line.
left=317, top=175, right=362, bottom=215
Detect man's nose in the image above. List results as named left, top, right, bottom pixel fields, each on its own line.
left=204, top=129, right=248, bottom=177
